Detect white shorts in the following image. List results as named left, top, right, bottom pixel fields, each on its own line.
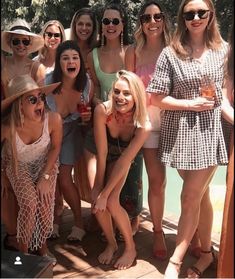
left=143, top=131, right=160, bottom=149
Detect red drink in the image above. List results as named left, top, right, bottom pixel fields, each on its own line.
left=77, top=103, right=88, bottom=113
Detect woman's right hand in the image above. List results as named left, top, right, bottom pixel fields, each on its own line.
left=187, top=97, right=215, bottom=111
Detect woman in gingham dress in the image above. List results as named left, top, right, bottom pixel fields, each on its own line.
left=147, top=0, right=228, bottom=278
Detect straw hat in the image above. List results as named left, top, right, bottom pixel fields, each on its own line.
left=1, top=18, right=44, bottom=54
left=1, top=74, right=61, bottom=111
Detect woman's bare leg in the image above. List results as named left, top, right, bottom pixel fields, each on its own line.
left=164, top=166, right=216, bottom=278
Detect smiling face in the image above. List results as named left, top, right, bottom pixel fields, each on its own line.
left=10, top=34, right=31, bottom=57
left=112, top=78, right=135, bottom=113
left=141, top=4, right=164, bottom=39
left=102, top=9, right=123, bottom=41
left=44, top=24, right=62, bottom=50
left=21, top=89, right=45, bottom=121
left=59, top=49, right=81, bottom=79
left=75, top=14, right=93, bottom=42
left=183, top=0, right=210, bottom=35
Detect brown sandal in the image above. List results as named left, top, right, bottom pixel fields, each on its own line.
left=187, top=246, right=217, bottom=278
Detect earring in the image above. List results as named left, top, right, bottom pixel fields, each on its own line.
left=101, top=32, right=105, bottom=47
left=120, top=31, right=123, bottom=49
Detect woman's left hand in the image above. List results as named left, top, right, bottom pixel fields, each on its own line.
left=37, top=179, right=51, bottom=205
left=92, top=194, right=107, bottom=214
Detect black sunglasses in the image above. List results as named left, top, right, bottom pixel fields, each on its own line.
left=102, top=18, right=121, bottom=26
left=26, top=93, right=46, bottom=105
left=140, top=13, right=164, bottom=24
left=12, top=38, right=30, bottom=46
left=45, top=32, right=61, bottom=39
left=183, top=9, right=210, bottom=21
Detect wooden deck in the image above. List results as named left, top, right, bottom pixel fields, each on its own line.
left=48, top=201, right=218, bottom=279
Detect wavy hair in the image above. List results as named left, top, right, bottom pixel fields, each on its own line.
left=225, top=22, right=234, bottom=80
left=38, top=20, right=66, bottom=61
left=134, top=0, right=171, bottom=57
left=52, top=40, right=87, bottom=92
left=108, top=70, right=147, bottom=127
left=172, top=0, right=223, bottom=59
left=70, top=7, right=99, bottom=49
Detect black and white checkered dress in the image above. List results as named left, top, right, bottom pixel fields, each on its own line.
left=147, top=44, right=229, bottom=170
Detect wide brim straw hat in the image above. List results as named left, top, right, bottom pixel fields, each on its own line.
left=1, top=74, right=61, bottom=112
left=1, top=18, right=44, bottom=54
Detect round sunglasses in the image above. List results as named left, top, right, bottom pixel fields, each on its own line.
left=12, top=38, right=30, bottom=46
left=26, top=93, right=46, bottom=105
left=183, top=9, right=210, bottom=21
left=140, top=13, right=164, bottom=24
left=102, top=18, right=121, bottom=26
left=44, top=32, right=61, bottom=39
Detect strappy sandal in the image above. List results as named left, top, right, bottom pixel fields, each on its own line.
left=187, top=246, right=217, bottom=278
left=152, top=228, right=167, bottom=261
left=67, top=226, right=86, bottom=243
left=48, top=224, right=60, bottom=240
left=3, top=234, right=19, bottom=251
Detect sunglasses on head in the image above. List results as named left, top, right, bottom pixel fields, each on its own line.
left=26, top=93, right=46, bottom=105
left=12, top=38, right=30, bottom=46
left=140, top=13, right=164, bottom=24
left=183, top=9, right=210, bottom=21
left=102, top=18, right=121, bottom=26
left=45, top=32, right=61, bottom=39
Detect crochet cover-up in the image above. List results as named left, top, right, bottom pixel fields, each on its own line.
left=2, top=113, right=58, bottom=250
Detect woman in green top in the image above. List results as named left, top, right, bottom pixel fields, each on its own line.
left=86, top=2, right=143, bottom=237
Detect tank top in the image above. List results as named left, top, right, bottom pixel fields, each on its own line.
left=92, top=48, right=116, bottom=101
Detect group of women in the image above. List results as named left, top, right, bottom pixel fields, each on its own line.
left=1, top=0, right=233, bottom=277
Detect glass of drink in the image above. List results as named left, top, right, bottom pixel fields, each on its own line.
left=77, top=93, right=89, bottom=114
left=200, top=76, right=216, bottom=98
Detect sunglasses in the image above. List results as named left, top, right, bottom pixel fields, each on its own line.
left=140, top=13, right=164, bottom=24
left=45, top=32, right=61, bottom=39
left=102, top=18, right=121, bottom=26
left=183, top=9, right=210, bottom=21
left=26, top=93, right=46, bottom=105
left=12, top=38, right=30, bottom=46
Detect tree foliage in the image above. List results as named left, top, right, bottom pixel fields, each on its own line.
left=1, top=0, right=233, bottom=40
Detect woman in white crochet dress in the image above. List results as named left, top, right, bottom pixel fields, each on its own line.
left=1, top=75, right=62, bottom=259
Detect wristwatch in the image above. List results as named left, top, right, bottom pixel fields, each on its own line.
left=42, top=173, right=50, bottom=180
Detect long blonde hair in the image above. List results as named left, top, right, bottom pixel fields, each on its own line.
left=172, top=0, right=223, bottom=59
left=108, top=70, right=147, bottom=128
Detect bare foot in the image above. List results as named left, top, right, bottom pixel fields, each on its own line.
left=98, top=244, right=118, bottom=265
left=114, top=249, right=137, bottom=270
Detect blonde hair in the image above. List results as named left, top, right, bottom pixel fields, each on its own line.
left=108, top=70, right=147, bottom=127
left=172, top=0, right=223, bottom=59
left=38, top=20, right=66, bottom=61
left=8, top=98, right=22, bottom=176
left=134, top=1, right=171, bottom=57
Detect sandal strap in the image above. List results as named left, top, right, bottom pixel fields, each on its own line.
left=169, top=258, right=182, bottom=266
left=201, top=246, right=214, bottom=254
left=190, top=265, right=202, bottom=277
